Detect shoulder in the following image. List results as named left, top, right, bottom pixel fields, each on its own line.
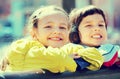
left=98, top=43, right=120, bottom=59
left=10, top=38, right=44, bottom=50
left=99, top=43, right=119, bottom=52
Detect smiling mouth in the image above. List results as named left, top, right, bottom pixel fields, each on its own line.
left=92, top=35, right=102, bottom=39
left=48, top=37, right=63, bottom=41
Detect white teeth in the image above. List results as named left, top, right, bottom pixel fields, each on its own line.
left=50, top=38, right=61, bottom=41
left=92, top=35, right=101, bottom=38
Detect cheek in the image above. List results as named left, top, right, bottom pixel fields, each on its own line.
left=61, top=31, right=69, bottom=41
left=79, top=31, right=90, bottom=42
left=63, top=30, right=69, bottom=35
left=63, top=32, right=69, bottom=40
left=104, top=32, right=108, bottom=40
left=37, top=31, right=47, bottom=39
left=102, top=30, right=107, bottom=39
left=79, top=31, right=88, bottom=38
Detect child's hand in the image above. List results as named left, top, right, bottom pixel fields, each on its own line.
left=34, top=69, right=45, bottom=74
left=20, top=69, right=45, bottom=74
left=70, top=53, right=81, bottom=59
left=0, top=58, right=9, bottom=71
left=115, top=58, right=120, bottom=67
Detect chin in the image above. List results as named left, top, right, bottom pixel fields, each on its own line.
left=51, top=45, right=62, bottom=48
left=88, top=43, right=100, bottom=47
left=93, top=44, right=101, bottom=47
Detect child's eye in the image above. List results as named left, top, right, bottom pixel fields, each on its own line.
left=98, top=24, right=104, bottom=27
left=85, top=25, right=92, bottom=27
left=59, top=26, right=67, bottom=29
left=44, top=26, right=52, bottom=28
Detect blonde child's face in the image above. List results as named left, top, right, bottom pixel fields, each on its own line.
left=78, top=14, right=107, bottom=47
left=34, top=13, right=69, bottom=48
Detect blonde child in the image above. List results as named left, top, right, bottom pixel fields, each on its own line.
left=69, top=5, right=120, bottom=67
left=0, top=5, right=103, bottom=74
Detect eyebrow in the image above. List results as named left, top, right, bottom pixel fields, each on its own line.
left=99, top=20, right=105, bottom=23
left=83, top=21, right=92, bottom=24
left=60, top=23, right=68, bottom=26
left=46, top=22, right=68, bottom=26
left=84, top=20, right=105, bottom=24
left=46, top=22, right=53, bottom=24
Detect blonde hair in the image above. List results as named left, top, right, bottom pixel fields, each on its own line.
left=26, top=5, right=70, bottom=34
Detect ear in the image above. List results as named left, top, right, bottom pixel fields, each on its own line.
left=30, top=28, right=37, bottom=38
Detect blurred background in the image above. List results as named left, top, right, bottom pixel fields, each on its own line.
left=0, top=0, right=120, bottom=59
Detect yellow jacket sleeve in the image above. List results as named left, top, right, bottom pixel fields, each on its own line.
left=6, top=39, right=77, bottom=73
left=61, top=43, right=104, bottom=71
left=6, top=39, right=44, bottom=71
left=25, top=46, right=77, bottom=73
left=77, top=47, right=104, bottom=70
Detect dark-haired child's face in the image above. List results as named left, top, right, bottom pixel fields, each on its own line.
left=78, top=14, right=107, bottom=47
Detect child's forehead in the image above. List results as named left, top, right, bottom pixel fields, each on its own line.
left=37, top=13, right=69, bottom=25
left=81, top=14, right=105, bottom=23
left=38, top=11, right=67, bottom=19
left=31, top=6, right=68, bottom=19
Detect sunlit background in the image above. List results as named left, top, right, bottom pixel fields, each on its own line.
left=0, top=0, right=120, bottom=59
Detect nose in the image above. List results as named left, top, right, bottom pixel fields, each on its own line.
left=94, top=27, right=100, bottom=31
left=53, top=28, right=60, bottom=34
